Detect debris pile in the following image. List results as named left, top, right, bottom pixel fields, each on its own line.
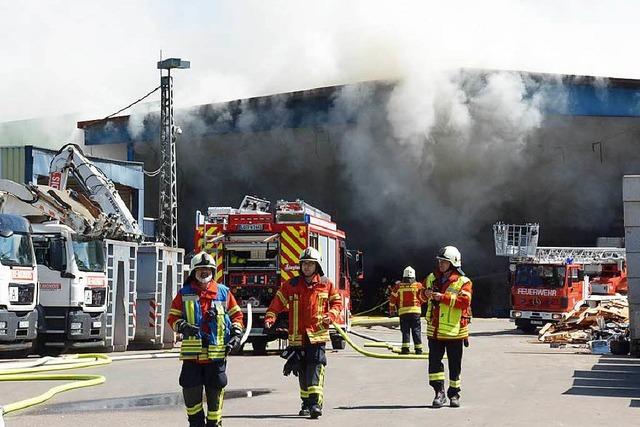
left=538, top=298, right=629, bottom=344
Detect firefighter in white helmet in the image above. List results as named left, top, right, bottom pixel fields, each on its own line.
left=422, top=246, right=473, bottom=408
left=264, top=247, right=343, bottom=419
left=168, top=252, right=244, bottom=427
left=389, top=266, right=425, bottom=354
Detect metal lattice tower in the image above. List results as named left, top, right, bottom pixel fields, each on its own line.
left=157, top=58, right=189, bottom=248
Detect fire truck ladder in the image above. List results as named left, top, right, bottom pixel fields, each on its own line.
left=511, top=247, right=626, bottom=264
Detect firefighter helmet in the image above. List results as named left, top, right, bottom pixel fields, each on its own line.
left=403, top=266, right=416, bottom=280
left=299, top=247, right=324, bottom=276
left=436, top=246, right=462, bottom=268
left=189, top=251, right=216, bottom=275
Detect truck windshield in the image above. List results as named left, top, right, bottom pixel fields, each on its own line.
left=0, top=233, right=34, bottom=267
left=515, top=265, right=565, bottom=288
left=72, top=238, right=105, bottom=272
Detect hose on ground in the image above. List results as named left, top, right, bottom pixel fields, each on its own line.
left=332, top=322, right=429, bottom=360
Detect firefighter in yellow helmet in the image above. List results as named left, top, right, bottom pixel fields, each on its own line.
left=389, top=266, right=425, bottom=354
left=422, top=246, right=473, bottom=408
left=168, top=252, right=244, bottom=427
left=264, top=247, right=343, bottom=419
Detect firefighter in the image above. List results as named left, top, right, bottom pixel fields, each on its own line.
left=168, top=251, right=244, bottom=427
left=389, top=266, right=424, bottom=354
left=422, top=246, right=473, bottom=408
left=263, top=247, right=343, bottom=419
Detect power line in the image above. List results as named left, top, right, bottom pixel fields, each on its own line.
left=102, top=85, right=161, bottom=120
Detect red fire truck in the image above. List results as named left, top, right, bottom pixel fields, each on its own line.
left=494, top=223, right=626, bottom=333
left=194, top=196, right=363, bottom=353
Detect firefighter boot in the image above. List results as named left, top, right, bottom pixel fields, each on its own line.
left=432, top=391, right=447, bottom=408
left=449, top=394, right=461, bottom=408
left=206, top=421, right=221, bottom=427
left=415, top=348, right=423, bottom=355
left=309, top=404, right=323, bottom=419
left=299, top=399, right=310, bottom=416
left=400, top=347, right=410, bottom=355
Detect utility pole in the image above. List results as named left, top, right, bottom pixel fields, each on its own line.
left=157, top=57, right=190, bottom=248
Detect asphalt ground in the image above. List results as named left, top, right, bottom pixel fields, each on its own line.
left=1, top=318, right=639, bottom=426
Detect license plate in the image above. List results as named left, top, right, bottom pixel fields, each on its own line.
left=530, top=320, right=544, bottom=325
left=18, top=321, right=30, bottom=328
left=9, top=287, right=18, bottom=302
left=84, top=290, right=93, bottom=305
left=92, top=321, right=102, bottom=328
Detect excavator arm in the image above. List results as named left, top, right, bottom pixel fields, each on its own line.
left=48, top=143, right=142, bottom=241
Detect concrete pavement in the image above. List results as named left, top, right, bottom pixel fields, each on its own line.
left=1, top=319, right=638, bottom=426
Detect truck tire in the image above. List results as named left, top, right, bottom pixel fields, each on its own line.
left=331, top=333, right=346, bottom=350
left=251, top=338, right=268, bottom=355
left=516, top=323, right=537, bottom=334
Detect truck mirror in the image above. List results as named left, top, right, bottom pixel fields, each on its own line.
left=355, top=251, right=364, bottom=281
left=0, top=229, right=14, bottom=238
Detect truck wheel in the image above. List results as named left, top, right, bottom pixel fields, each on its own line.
left=331, top=334, right=346, bottom=350
left=252, top=339, right=268, bottom=355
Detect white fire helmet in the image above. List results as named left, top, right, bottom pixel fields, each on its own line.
left=189, top=251, right=216, bottom=275
left=436, top=246, right=462, bottom=268
left=403, top=266, right=416, bottom=280
left=299, top=247, right=324, bottom=276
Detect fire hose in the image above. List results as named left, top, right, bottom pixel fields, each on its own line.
left=331, top=322, right=429, bottom=360
left=0, top=353, right=112, bottom=425
left=0, top=305, right=253, bottom=425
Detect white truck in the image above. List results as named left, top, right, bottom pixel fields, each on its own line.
left=0, top=143, right=143, bottom=355
left=0, top=214, right=38, bottom=356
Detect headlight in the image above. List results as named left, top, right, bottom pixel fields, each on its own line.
left=70, top=322, right=82, bottom=330
left=0, top=321, right=7, bottom=329
left=552, top=313, right=562, bottom=320
left=513, top=311, right=522, bottom=318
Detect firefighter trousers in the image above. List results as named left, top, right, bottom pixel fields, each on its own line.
left=180, top=361, right=228, bottom=426
left=399, top=313, right=422, bottom=351
left=298, top=343, right=327, bottom=408
left=428, top=338, right=463, bottom=398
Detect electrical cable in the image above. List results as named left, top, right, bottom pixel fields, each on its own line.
left=102, top=86, right=161, bottom=120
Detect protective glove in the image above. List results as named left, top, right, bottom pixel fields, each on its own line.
left=263, top=317, right=275, bottom=333
left=174, top=319, right=200, bottom=338
left=281, top=347, right=304, bottom=377
left=226, top=325, right=243, bottom=355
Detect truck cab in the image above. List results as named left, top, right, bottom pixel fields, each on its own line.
left=32, top=222, right=107, bottom=354
left=195, top=197, right=364, bottom=353
left=0, top=214, right=38, bottom=356
left=509, top=263, right=584, bottom=333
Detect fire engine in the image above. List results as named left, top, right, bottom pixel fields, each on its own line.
left=494, top=223, right=626, bottom=333
left=195, top=196, right=363, bottom=353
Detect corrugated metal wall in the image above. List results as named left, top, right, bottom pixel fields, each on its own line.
left=0, top=146, right=26, bottom=182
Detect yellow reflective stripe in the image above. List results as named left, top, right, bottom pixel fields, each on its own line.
left=282, top=230, right=305, bottom=256
left=300, top=389, right=310, bottom=398
left=429, top=372, right=445, bottom=381
left=227, top=305, right=241, bottom=316
left=414, top=344, right=423, bottom=349
left=216, top=302, right=225, bottom=345
left=399, top=306, right=421, bottom=315
left=186, top=402, right=203, bottom=415
left=206, top=389, right=224, bottom=421
left=450, top=379, right=461, bottom=388
left=169, top=308, right=182, bottom=316
left=329, top=293, right=341, bottom=301
left=401, top=343, right=410, bottom=348
left=232, top=321, right=243, bottom=329
left=280, top=243, right=299, bottom=265
left=292, top=296, right=300, bottom=343
left=449, top=294, right=457, bottom=308
left=266, top=311, right=276, bottom=319
left=183, top=296, right=198, bottom=324
left=306, top=328, right=330, bottom=342
left=276, top=290, right=288, bottom=307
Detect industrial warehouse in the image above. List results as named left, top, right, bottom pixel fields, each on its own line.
left=0, top=2, right=639, bottom=426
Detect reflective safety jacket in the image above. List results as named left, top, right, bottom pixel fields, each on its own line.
left=423, top=272, right=472, bottom=340
left=168, top=280, right=243, bottom=363
left=389, top=281, right=425, bottom=316
left=265, top=274, right=342, bottom=346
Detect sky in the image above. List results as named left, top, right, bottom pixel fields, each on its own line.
left=0, top=0, right=639, bottom=122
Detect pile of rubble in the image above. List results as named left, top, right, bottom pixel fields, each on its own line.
left=538, top=298, right=629, bottom=344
